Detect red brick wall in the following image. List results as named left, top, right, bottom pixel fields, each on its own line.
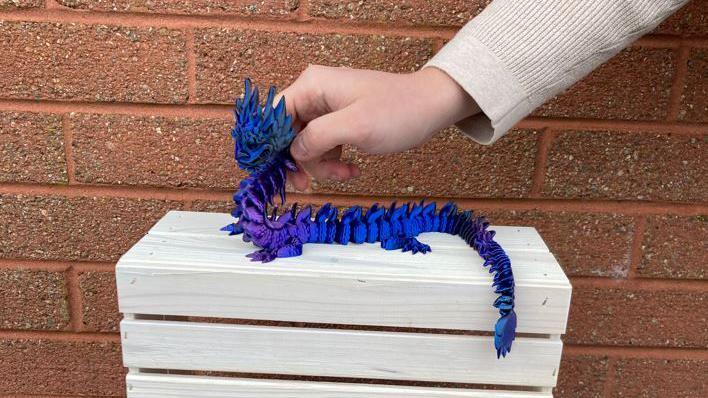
left=0, top=1, right=705, bottom=396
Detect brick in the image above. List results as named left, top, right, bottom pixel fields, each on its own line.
left=72, top=113, right=241, bottom=189
left=0, top=339, right=124, bottom=395
left=0, top=0, right=43, bottom=9
left=195, top=29, right=434, bottom=103
left=678, top=48, right=707, bottom=123
left=543, top=131, right=707, bottom=202
left=536, top=48, right=676, bottom=120
left=638, top=215, right=706, bottom=280
left=0, top=194, right=182, bottom=261
left=79, top=271, right=120, bottom=332
left=480, top=210, right=634, bottom=278
left=313, top=128, right=538, bottom=198
left=57, top=0, right=298, bottom=16
left=0, top=268, right=69, bottom=330
left=0, top=111, right=67, bottom=184
left=554, top=355, right=609, bottom=398
left=656, top=0, right=707, bottom=37
left=0, top=21, right=187, bottom=103
left=309, top=0, right=490, bottom=27
left=612, top=359, right=708, bottom=398
left=566, top=286, right=707, bottom=347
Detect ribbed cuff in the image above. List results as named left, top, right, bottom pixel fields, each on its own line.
left=425, top=29, right=532, bottom=144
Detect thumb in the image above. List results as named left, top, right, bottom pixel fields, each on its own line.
left=290, top=107, right=363, bottom=162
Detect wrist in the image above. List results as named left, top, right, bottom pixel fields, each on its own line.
left=415, top=66, right=481, bottom=129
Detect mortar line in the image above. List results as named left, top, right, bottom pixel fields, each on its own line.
left=1, top=98, right=706, bottom=134
left=569, top=276, right=707, bottom=291
left=563, top=345, right=708, bottom=360
left=0, top=8, right=458, bottom=39
left=529, top=128, right=554, bottom=197
left=0, top=330, right=705, bottom=360
left=601, top=358, right=617, bottom=398
left=0, top=259, right=114, bottom=270
left=44, top=0, right=63, bottom=9
left=0, top=330, right=121, bottom=342
left=297, top=0, right=310, bottom=22
left=0, top=99, right=232, bottom=118
left=1, top=394, right=115, bottom=398
left=517, top=117, right=707, bottom=134
left=666, top=45, right=691, bottom=121
left=65, top=265, right=84, bottom=332
left=185, top=28, right=197, bottom=104
left=61, top=114, right=76, bottom=184
left=0, top=8, right=701, bottom=47
left=1, top=258, right=703, bottom=287
left=1, top=182, right=707, bottom=215
left=627, top=216, right=648, bottom=280
left=432, top=37, right=446, bottom=53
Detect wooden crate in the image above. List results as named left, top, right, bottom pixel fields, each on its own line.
left=117, top=211, right=572, bottom=397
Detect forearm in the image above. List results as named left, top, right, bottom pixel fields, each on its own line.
left=427, top=0, right=690, bottom=144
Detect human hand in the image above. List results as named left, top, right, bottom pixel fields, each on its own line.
left=279, top=66, right=480, bottom=191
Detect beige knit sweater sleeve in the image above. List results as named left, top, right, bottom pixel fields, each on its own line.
left=425, top=0, right=689, bottom=144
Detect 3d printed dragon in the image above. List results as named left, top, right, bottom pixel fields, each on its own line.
left=222, top=79, right=517, bottom=358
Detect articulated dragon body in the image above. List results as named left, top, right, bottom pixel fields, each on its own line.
left=222, top=80, right=517, bottom=358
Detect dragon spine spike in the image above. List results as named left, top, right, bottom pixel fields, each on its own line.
left=225, top=79, right=517, bottom=358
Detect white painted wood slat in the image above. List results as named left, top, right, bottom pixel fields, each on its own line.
left=121, top=320, right=563, bottom=387
left=116, top=211, right=571, bottom=333
left=126, top=373, right=552, bottom=398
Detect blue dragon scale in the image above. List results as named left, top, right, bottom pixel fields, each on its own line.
left=222, top=79, right=517, bottom=358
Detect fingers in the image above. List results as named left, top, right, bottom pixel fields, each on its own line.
left=287, top=159, right=362, bottom=192
left=275, top=66, right=333, bottom=124
left=290, top=107, right=366, bottom=162
left=306, top=159, right=361, bottom=182
left=287, top=169, right=311, bottom=191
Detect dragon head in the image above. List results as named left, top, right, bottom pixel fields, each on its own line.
left=232, top=79, right=295, bottom=174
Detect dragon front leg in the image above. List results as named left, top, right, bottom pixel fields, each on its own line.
left=381, top=236, right=431, bottom=255
left=247, top=237, right=304, bottom=263
left=401, top=237, right=431, bottom=254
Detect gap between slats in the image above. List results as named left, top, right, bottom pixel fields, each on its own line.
left=126, top=371, right=553, bottom=397
left=128, top=313, right=557, bottom=339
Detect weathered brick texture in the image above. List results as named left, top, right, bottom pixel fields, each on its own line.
left=566, top=286, right=707, bottom=347
left=679, top=48, right=707, bottom=122
left=0, top=339, right=125, bottom=395
left=554, top=354, right=609, bottom=398
left=639, top=215, right=707, bottom=280
left=480, top=210, right=635, bottom=278
left=0, top=111, right=67, bottom=184
left=195, top=29, right=434, bottom=103
left=0, top=267, right=69, bottom=330
left=656, top=1, right=707, bottom=36
left=57, top=0, right=299, bottom=16
left=0, top=0, right=43, bottom=9
left=543, top=130, right=706, bottom=202
left=0, top=21, right=188, bottom=103
left=612, top=359, right=708, bottom=397
left=0, top=194, right=182, bottom=261
left=71, top=113, right=239, bottom=189
left=536, top=48, right=676, bottom=121
left=309, top=0, right=491, bottom=27
left=79, top=270, right=120, bottom=332
left=314, top=128, right=538, bottom=198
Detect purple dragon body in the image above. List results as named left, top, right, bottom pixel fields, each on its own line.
left=222, top=79, right=517, bottom=358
